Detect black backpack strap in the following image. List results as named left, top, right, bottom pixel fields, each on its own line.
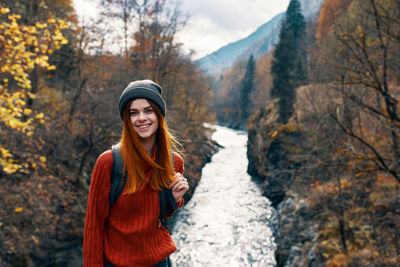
left=109, top=143, right=127, bottom=206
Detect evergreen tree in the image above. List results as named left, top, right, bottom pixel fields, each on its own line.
left=240, top=55, right=255, bottom=129
left=270, top=0, right=306, bottom=123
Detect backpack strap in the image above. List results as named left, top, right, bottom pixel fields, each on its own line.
left=158, top=151, right=177, bottom=226
left=110, top=143, right=127, bottom=206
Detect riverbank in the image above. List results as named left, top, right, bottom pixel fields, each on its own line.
left=181, top=124, right=221, bottom=203
left=247, top=83, right=400, bottom=266
left=247, top=102, right=321, bottom=266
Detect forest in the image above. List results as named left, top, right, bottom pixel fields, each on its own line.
left=1, top=0, right=400, bottom=266
left=242, top=0, right=399, bottom=265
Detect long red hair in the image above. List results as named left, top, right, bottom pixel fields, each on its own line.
left=120, top=100, right=183, bottom=194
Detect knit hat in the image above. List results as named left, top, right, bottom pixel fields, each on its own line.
left=118, top=80, right=166, bottom=119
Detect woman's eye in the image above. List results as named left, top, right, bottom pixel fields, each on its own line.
left=145, top=109, right=154, bottom=113
left=130, top=111, right=138, bottom=116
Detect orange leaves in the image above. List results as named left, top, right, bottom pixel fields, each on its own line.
left=310, top=178, right=353, bottom=198
left=316, top=0, right=354, bottom=40
left=14, top=207, right=23, bottom=212
left=376, top=173, right=397, bottom=188
left=31, top=235, right=39, bottom=244
left=326, top=253, right=348, bottom=267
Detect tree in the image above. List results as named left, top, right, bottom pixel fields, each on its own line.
left=129, top=0, right=186, bottom=84
left=308, top=0, right=400, bottom=263
left=0, top=5, right=68, bottom=174
left=213, top=59, right=246, bottom=128
left=321, top=0, right=400, bottom=182
left=100, top=0, right=147, bottom=56
left=270, top=0, right=306, bottom=124
left=316, top=0, right=355, bottom=40
left=239, top=55, right=255, bottom=129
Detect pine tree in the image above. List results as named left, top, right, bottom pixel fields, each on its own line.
left=270, top=0, right=306, bottom=124
left=240, top=55, right=255, bottom=129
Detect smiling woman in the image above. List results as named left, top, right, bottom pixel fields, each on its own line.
left=129, top=99, right=159, bottom=143
left=83, top=80, right=190, bottom=267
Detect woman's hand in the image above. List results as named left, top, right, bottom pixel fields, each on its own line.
left=170, top=172, right=189, bottom=203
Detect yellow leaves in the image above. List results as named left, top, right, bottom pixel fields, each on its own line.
left=270, top=131, right=279, bottom=139
left=60, top=37, right=68, bottom=45
left=23, top=108, right=32, bottom=115
left=1, top=5, right=67, bottom=89
left=35, top=55, right=50, bottom=67
left=27, top=92, right=35, bottom=99
left=35, top=22, right=47, bottom=29
left=14, top=207, right=23, bottom=212
left=1, top=147, right=12, bottom=158
left=0, top=7, right=10, bottom=14
left=0, top=144, right=46, bottom=173
left=47, top=65, right=56, bottom=71
left=35, top=113, right=44, bottom=119
left=0, top=5, right=68, bottom=174
left=268, top=122, right=298, bottom=140
left=1, top=146, right=20, bottom=173
left=58, top=20, right=68, bottom=30
left=8, top=118, right=19, bottom=128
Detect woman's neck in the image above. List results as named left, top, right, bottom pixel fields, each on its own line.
left=140, top=136, right=156, bottom=155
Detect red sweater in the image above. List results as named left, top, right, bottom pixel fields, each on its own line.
left=83, top=150, right=184, bottom=267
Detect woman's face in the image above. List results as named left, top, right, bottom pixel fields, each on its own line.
left=129, top=98, right=159, bottom=142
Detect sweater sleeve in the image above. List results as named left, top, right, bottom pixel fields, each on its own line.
left=173, top=152, right=184, bottom=176
left=83, top=150, right=113, bottom=267
left=165, top=152, right=185, bottom=218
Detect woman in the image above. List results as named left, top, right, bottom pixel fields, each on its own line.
left=83, top=80, right=189, bottom=267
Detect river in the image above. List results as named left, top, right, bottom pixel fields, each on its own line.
left=170, top=125, right=276, bottom=267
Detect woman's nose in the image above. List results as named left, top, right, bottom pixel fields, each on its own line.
left=138, top=111, right=146, bottom=120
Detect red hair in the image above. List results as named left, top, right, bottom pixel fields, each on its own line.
left=120, top=100, right=183, bottom=194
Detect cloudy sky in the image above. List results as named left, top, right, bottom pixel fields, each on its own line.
left=72, top=0, right=290, bottom=59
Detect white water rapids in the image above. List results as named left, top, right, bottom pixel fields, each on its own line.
left=170, top=125, right=276, bottom=267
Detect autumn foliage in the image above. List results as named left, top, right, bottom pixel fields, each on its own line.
left=0, top=6, right=67, bottom=174
left=316, top=0, right=354, bottom=39
left=248, top=0, right=400, bottom=265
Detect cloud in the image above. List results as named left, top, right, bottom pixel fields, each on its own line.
left=178, top=0, right=290, bottom=59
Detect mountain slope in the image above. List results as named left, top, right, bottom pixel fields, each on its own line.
left=196, top=0, right=324, bottom=76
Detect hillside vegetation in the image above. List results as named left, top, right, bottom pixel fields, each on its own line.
left=247, top=0, right=400, bottom=265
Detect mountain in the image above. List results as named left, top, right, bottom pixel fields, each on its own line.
left=195, top=0, right=325, bottom=76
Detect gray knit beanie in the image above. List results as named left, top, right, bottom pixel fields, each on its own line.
left=118, top=80, right=166, bottom=119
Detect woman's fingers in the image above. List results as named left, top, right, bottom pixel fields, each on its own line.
left=170, top=172, right=187, bottom=188
left=173, top=182, right=189, bottom=192
left=172, top=180, right=188, bottom=191
left=171, top=173, right=189, bottom=202
left=170, top=173, right=189, bottom=192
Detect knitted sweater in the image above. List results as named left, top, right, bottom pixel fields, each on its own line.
left=83, top=149, right=184, bottom=267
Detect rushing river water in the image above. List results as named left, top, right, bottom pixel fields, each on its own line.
left=170, top=125, right=276, bottom=267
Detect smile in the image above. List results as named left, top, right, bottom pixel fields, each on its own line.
left=136, top=124, right=151, bottom=129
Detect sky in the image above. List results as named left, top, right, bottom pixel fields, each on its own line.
left=72, top=0, right=291, bottom=59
